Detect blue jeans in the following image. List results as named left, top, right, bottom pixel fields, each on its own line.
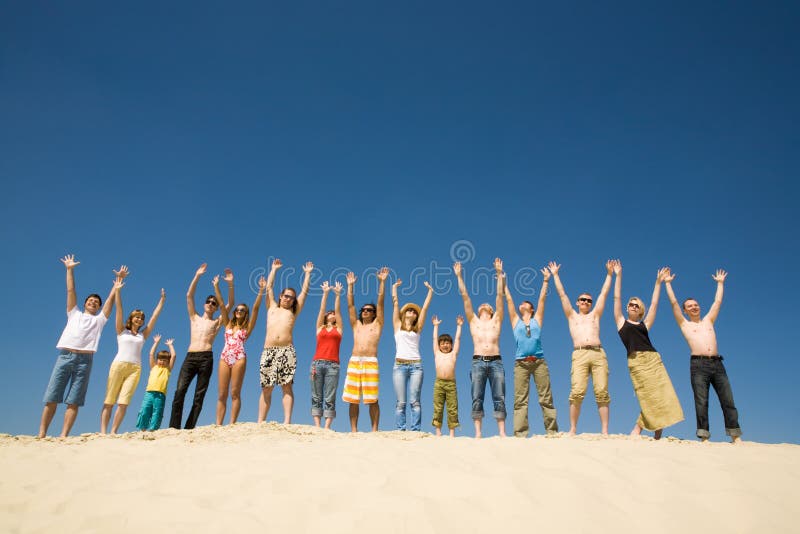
left=310, top=360, right=340, bottom=419
left=690, top=357, right=741, bottom=438
left=43, top=350, right=94, bottom=406
left=393, top=362, right=423, bottom=431
left=137, top=391, right=166, bottom=431
left=470, top=359, right=506, bottom=420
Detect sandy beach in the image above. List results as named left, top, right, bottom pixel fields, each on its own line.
left=0, top=424, right=796, bottom=533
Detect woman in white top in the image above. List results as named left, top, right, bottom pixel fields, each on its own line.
left=391, top=278, right=433, bottom=431
left=100, top=267, right=165, bottom=434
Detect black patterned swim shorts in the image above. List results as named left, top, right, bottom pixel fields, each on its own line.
left=260, top=345, right=298, bottom=387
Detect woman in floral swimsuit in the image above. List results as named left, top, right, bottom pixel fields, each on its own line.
left=213, top=271, right=266, bottom=425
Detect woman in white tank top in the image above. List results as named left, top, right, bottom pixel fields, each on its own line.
left=100, top=267, right=165, bottom=434
left=391, top=278, right=434, bottom=431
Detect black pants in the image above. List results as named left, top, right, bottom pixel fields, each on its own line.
left=690, top=356, right=741, bottom=439
left=169, top=351, right=213, bottom=429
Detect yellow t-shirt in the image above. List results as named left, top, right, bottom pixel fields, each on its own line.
left=146, top=366, right=171, bottom=394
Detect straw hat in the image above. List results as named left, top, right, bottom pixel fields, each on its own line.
left=399, top=302, right=421, bottom=317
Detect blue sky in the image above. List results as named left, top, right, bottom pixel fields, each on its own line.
left=1, top=1, right=797, bottom=442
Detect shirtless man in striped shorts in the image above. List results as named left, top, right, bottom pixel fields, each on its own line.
left=342, top=267, right=389, bottom=432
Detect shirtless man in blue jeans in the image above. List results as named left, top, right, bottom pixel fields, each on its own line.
left=39, top=255, right=120, bottom=438
left=664, top=268, right=741, bottom=443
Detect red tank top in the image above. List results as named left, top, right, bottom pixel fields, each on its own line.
left=313, top=327, right=342, bottom=363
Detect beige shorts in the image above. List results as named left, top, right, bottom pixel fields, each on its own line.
left=104, top=361, right=141, bottom=405
left=568, top=348, right=610, bottom=406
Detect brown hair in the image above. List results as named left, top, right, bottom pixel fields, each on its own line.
left=125, top=309, right=145, bottom=331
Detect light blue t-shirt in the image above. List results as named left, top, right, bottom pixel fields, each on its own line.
left=513, top=318, right=544, bottom=359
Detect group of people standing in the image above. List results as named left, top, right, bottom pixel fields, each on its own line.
left=39, top=255, right=742, bottom=444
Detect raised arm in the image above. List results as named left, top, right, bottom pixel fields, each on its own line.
left=431, top=315, right=441, bottom=355
left=103, top=275, right=122, bottom=319
left=503, top=284, right=520, bottom=328
left=266, top=258, right=281, bottom=309
left=247, top=276, right=266, bottom=334
left=316, top=281, right=331, bottom=332
left=612, top=260, right=624, bottom=329
left=643, top=268, right=667, bottom=330
left=662, top=270, right=686, bottom=326
left=705, top=269, right=727, bottom=323
left=212, top=275, right=229, bottom=325
left=222, top=268, right=235, bottom=313
left=453, top=315, right=463, bottom=356
left=333, top=282, right=343, bottom=334
left=294, top=261, right=314, bottom=315
left=533, top=267, right=551, bottom=327
left=143, top=288, right=166, bottom=339
left=165, top=338, right=176, bottom=371
left=114, top=272, right=126, bottom=334
left=453, top=262, right=475, bottom=322
left=187, top=263, right=207, bottom=318
left=346, top=272, right=358, bottom=328
left=548, top=261, right=574, bottom=318
left=416, top=281, right=434, bottom=333
left=592, top=260, right=615, bottom=317
left=391, top=279, right=402, bottom=332
left=376, top=267, right=388, bottom=327
left=494, top=258, right=505, bottom=325
left=148, top=334, right=161, bottom=368
left=61, top=254, right=79, bottom=313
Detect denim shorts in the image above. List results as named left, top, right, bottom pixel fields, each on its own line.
left=43, top=350, right=94, bottom=406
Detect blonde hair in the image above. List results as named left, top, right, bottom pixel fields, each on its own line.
left=628, top=297, right=646, bottom=319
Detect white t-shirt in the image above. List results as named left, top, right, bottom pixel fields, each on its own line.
left=394, top=330, right=422, bottom=361
left=56, top=307, right=109, bottom=353
left=112, top=329, right=146, bottom=365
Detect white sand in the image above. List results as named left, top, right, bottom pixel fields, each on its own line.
left=0, top=424, right=796, bottom=533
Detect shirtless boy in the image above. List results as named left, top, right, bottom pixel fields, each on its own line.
left=341, top=267, right=389, bottom=432
left=39, top=255, right=120, bottom=438
left=257, top=258, right=313, bottom=424
left=549, top=260, right=613, bottom=436
left=170, top=263, right=232, bottom=429
left=431, top=315, right=463, bottom=436
left=664, top=269, right=741, bottom=443
left=454, top=258, right=506, bottom=438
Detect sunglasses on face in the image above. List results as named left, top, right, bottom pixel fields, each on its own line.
left=525, top=324, right=531, bottom=338
left=578, top=298, right=592, bottom=304
left=281, top=294, right=295, bottom=300
left=206, top=300, right=218, bottom=307
left=235, top=308, right=247, bottom=313
left=628, top=303, right=640, bottom=309
left=361, top=308, right=375, bottom=313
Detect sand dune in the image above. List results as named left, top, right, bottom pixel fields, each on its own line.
left=1, top=424, right=796, bottom=533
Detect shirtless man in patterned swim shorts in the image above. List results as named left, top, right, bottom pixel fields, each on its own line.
left=258, top=258, right=312, bottom=425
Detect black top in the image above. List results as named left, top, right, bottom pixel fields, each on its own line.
left=618, top=320, right=657, bottom=355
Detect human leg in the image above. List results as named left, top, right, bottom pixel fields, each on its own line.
left=170, top=354, right=198, bottom=429
left=348, top=402, right=359, bottom=432
left=513, top=361, right=532, bottom=437
left=709, top=360, right=742, bottom=441
left=229, top=357, right=246, bottom=424
left=322, top=362, right=339, bottom=428
left=310, top=360, right=324, bottom=426
left=137, top=393, right=155, bottom=430
left=61, top=353, right=93, bottom=437
left=590, top=350, right=610, bottom=435
left=148, top=392, right=167, bottom=431
left=690, top=358, right=711, bottom=440
left=39, top=403, right=58, bottom=438
left=217, top=361, right=232, bottom=425
left=111, top=364, right=140, bottom=433
left=185, top=353, right=213, bottom=429
left=408, top=364, right=424, bottom=431
left=568, top=350, right=590, bottom=435
left=488, top=360, right=507, bottom=437
left=533, top=359, right=558, bottom=434
left=432, top=378, right=446, bottom=433
left=392, top=364, right=410, bottom=430
left=259, top=386, right=273, bottom=422
left=470, top=360, right=489, bottom=438
left=444, top=380, right=459, bottom=434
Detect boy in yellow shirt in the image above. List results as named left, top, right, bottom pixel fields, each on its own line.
left=136, top=335, right=176, bottom=431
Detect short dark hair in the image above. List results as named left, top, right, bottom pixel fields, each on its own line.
left=438, top=334, right=453, bottom=344
left=84, top=293, right=102, bottom=306
left=157, top=350, right=171, bottom=360
left=359, top=302, right=377, bottom=323
left=682, top=298, right=698, bottom=309
left=521, top=300, right=534, bottom=310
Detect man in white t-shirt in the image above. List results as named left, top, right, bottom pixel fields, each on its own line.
left=38, top=255, right=120, bottom=438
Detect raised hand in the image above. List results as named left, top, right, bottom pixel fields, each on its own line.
left=113, top=277, right=125, bottom=291
left=165, top=338, right=174, bottom=347
left=494, top=258, right=503, bottom=272
left=152, top=334, right=162, bottom=345
left=113, top=265, right=129, bottom=279
left=712, top=269, right=728, bottom=283
left=271, top=258, right=282, bottom=271
left=346, top=272, right=357, bottom=285
left=606, top=259, right=616, bottom=275
left=423, top=281, right=433, bottom=292
left=377, top=267, right=389, bottom=281
left=60, top=254, right=80, bottom=269
left=258, top=276, right=267, bottom=290
left=547, top=261, right=560, bottom=275
left=223, top=268, right=234, bottom=283
left=456, top=315, right=464, bottom=326
left=212, top=275, right=220, bottom=286
left=432, top=315, right=442, bottom=326
left=303, top=261, right=314, bottom=273
left=333, top=281, right=343, bottom=295
left=656, top=267, right=669, bottom=282
left=662, top=269, right=675, bottom=283
left=161, top=288, right=166, bottom=299
left=321, top=281, right=331, bottom=293
left=541, top=267, right=551, bottom=281
left=196, top=263, right=208, bottom=277
left=612, top=259, right=621, bottom=275
left=393, top=279, right=403, bottom=288
left=453, top=262, right=462, bottom=277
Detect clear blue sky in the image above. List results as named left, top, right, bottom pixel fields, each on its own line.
left=1, top=1, right=798, bottom=442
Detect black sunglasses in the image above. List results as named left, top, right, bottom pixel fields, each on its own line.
left=578, top=297, right=592, bottom=303
left=206, top=299, right=218, bottom=307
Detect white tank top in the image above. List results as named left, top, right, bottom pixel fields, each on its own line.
left=113, top=330, right=146, bottom=365
left=394, top=329, right=421, bottom=361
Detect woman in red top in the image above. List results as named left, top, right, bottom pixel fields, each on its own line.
left=311, top=281, right=344, bottom=428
